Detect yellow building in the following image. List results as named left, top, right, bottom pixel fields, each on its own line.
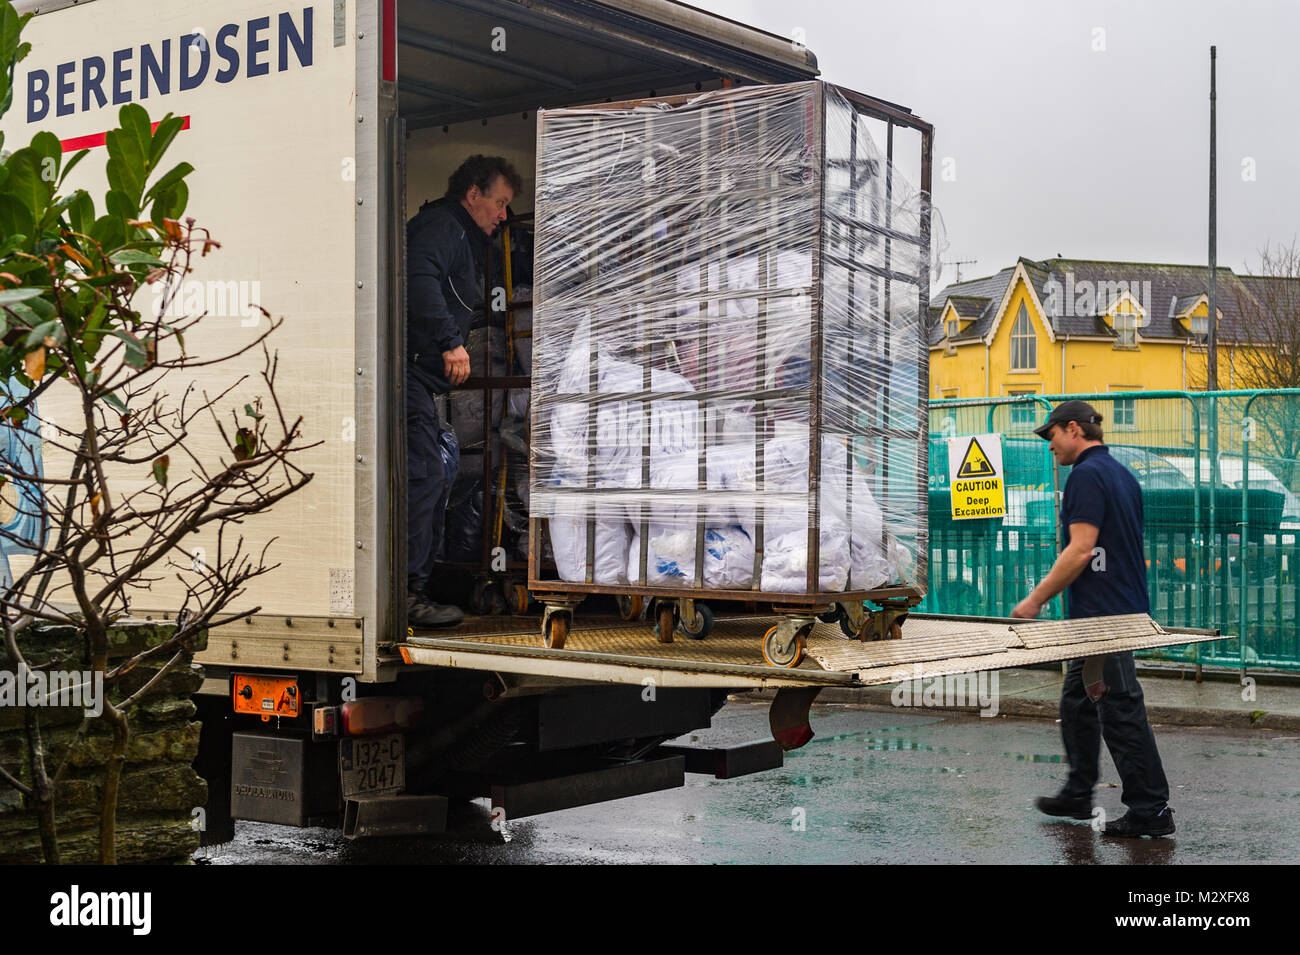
left=929, top=257, right=1270, bottom=411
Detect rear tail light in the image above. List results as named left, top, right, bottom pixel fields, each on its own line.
left=341, top=697, right=424, bottom=736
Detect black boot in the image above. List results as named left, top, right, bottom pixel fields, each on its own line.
left=1035, top=791, right=1094, bottom=820
left=1104, top=807, right=1175, bottom=838
left=406, top=593, right=464, bottom=628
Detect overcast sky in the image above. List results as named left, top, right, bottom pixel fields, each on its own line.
left=691, top=0, right=1300, bottom=289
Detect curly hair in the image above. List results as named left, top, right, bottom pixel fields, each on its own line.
left=445, top=155, right=524, bottom=201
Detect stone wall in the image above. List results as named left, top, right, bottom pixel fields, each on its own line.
left=0, top=622, right=208, bottom=864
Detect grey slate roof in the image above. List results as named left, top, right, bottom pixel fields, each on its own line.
left=927, top=266, right=1015, bottom=345
left=946, top=295, right=991, bottom=318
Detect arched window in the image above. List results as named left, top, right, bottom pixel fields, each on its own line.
left=1010, top=303, right=1036, bottom=370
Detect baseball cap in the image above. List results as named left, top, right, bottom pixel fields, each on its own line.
left=1033, top=400, right=1102, bottom=440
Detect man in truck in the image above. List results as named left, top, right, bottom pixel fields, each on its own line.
left=1012, top=400, right=1176, bottom=838
left=406, top=155, right=522, bottom=627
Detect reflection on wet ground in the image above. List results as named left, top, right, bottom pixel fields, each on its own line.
left=197, top=702, right=1300, bottom=865
left=1005, top=752, right=1066, bottom=763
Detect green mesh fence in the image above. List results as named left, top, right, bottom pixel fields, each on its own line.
left=921, top=390, right=1300, bottom=671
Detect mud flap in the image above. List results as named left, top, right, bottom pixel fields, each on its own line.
left=769, top=686, right=823, bottom=751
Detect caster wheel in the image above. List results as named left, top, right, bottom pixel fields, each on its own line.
left=831, top=601, right=867, bottom=638
left=511, top=583, right=532, bottom=616
left=889, top=621, right=904, bottom=640
left=543, top=613, right=569, bottom=650
left=762, top=624, right=806, bottom=668
left=677, top=603, right=714, bottom=640
left=470, top=578, right=497, bottom=616
left=617, top=594, right=643, bottom=622
left=655, top=601, right=676, bottom=644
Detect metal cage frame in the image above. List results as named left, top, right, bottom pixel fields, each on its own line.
left=527, top=81, right=934, bottom=619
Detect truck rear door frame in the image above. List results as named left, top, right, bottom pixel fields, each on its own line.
left=369, top=1, right=940, bottom=682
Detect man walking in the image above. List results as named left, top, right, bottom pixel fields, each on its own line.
left=406, top=155, right=522, bottom=627
left=1012, top=400, right=1176, bottom=838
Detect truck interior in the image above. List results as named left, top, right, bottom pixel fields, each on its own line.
left=392, top=0, right=900, bottom=625
left=395, top=1, right=817, bottom=630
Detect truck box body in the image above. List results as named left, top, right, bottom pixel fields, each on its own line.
left=6, top=0, right=819, bottom=682
left=7, top=0, right=371, bottom=666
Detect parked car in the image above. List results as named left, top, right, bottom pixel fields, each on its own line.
left=1106, top=445, right=1196, bottom=490
left=1161, top=454, right=1300, bottom=531
left=1158, top=453, right=1298, bottom=582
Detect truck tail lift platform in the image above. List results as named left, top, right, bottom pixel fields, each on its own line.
left=401, top=611, right=1220, bottom=751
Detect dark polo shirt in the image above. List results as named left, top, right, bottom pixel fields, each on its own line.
left=1060, top=444, right=1150, bottom=618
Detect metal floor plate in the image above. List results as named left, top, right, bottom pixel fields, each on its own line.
left=1010, top=613, right=1162, bottom=649
left=803, top=628, right=1012, bottom=671
left=429, top=613, right=640, bottom=637
left=405, top=616, right=852, bottom=687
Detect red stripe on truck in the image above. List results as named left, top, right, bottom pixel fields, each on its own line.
left=61, top=115, right=191, bottom=152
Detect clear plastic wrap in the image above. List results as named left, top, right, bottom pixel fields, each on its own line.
left=530, top=81, right=928, bottom=597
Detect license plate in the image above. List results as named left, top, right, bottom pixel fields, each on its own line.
left=339, top=734, right=405, bottom=798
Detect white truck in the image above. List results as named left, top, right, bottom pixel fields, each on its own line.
left=6, top=0, right=1214, bottom=842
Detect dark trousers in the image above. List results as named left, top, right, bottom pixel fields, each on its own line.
left=1059, top=651, right=1170, bottom=816
left=406, top=377, right=455, bottom=594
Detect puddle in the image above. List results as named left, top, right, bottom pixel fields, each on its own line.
left=863, top=738, right=938, bottom=752
left=807, top=726, right=916, bottom=744
left=806, top=735, right=967, bottom=755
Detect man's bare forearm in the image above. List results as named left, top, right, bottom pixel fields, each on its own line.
left=1027, top=545, right=1092, bottom=607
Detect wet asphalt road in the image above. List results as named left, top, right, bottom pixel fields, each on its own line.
left=196, top=700, right=1300, bottom=864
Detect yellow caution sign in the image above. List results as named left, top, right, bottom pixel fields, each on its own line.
left=947, top=433, right=1006, bottom=520
left=956, top=437, right=996, bottom=478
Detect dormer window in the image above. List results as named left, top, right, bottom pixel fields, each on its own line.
left=1176, top=297, right=1216, bottom=342
left=946, top=317, right=959, bottom=338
